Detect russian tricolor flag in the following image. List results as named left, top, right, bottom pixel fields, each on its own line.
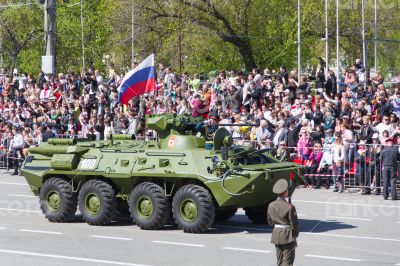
left=118, top=54, right=155, bottom=104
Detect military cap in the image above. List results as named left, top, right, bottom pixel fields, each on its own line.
left=273, top=179, right=289, bottom=194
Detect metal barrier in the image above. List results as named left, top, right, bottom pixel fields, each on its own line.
left=0, top=148, right=8, bottom=170
left=342, top=143, right=382, bottom=192
left=54, top=134, right=80, bottom=139
left=232, top=139, right=400, bottom=194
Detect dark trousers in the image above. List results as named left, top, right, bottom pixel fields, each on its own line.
left=275, top=242, right=296, bottom=266
left=383, top=166, right=398, bottom=200
left=12, top=148, right=24, bottom=174
left=306, top=166, right=318, bottom=187
left=319, top=168, right=332, bottom=188
left=357, top=169, right=370, bottom=192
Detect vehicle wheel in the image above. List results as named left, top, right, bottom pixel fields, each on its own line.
left=78, top=179, right=116, bottom=225
left=128, top=182, right=170, bottom=230
left=244, top=205, right=268, bottom=224
left=172, top=184, right=215, bottom=233
left=215, top=208, right=238, bottom=222
left=39, top=177, right=77, bottom=222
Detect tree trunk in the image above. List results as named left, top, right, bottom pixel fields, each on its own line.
left=222, top=36, right=256, bottom=70
left=237, top=41, right=256, bottom=70
left=11, top=51, right=18, bottom=70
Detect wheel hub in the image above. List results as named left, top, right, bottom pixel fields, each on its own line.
left=180, top=199, right=198, bottom=222
left=46, top=190, right=61, bottom=211
left=85, top=193, right=101, bottom=215
left=137, top=196, right=153, bottom=219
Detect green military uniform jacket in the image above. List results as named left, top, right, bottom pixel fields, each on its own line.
left=267, top=198, right=299, bottom=245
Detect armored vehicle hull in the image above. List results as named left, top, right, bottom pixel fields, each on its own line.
left=21, top=114, right=301, bottom=233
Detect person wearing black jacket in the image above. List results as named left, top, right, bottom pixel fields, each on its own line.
left=315, top=68, right=325, bottom=89
left=380, top=138, right=399, bottom=200
left=374, top=93, right=391, bottom=117
left=41, top=125, right=55, bottom=142
left=249, top=81, right=261, bottom=107
left=312, top=106, right=324, bottom=126
left=358, top=116, right=374, bottom=144
left=325, top=70, right=337, bottom=97
left=287, top=118, right=301, bottom=153
left=83, top=73, right=98, bottom=103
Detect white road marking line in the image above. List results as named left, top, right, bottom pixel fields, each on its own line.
left=0, top=208, right=41, bottom=213
left=152, top=240, right=205, bottom=247
left=0, top=249, right=150, bottom=266
left=396, top=221, right=400, bottom=224
left=89, top=235, right=133, bottom=241
left=326, top=215, right=372, bottom=221
left=20, top=229, right=63, bottom=235
left=305, top=254, right=361, bottom=262
left=0, top=227, right=7, bottom=230
left=307, top=232, right=400, bottom=242
left=295, top=199, right=400, bottom=208
left=0, top=182, right=28, bottom=186
left=213, top=224, right=271, bottom=232
left=8, top=194, right=36, bottom=198
left=222, top=247, right=271, bottom=253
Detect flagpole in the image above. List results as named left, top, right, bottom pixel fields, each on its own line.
left=80, top=0, right=85, bottom=70
left=325, top=0, right=329, bottom=76
left=336, top=0, right=339, bottom=78
left=297, top=0, right=301, bottom=81
left=374, top=0, right=377, bottom=70
left=362, top=0, right=367, bottom=86
left=131, top=0, right=135, bottom=64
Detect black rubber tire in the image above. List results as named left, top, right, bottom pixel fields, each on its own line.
left=244, top=205, right=268, bottom=224
left=39, top=177, right=77, bottom=222
left=172, top=184, right=215, bottom=233
left=215, top=208, right=238, bottom=222
left=78, top=179, right=116, bottom=225
left=128, top=182, right=170, bottom=230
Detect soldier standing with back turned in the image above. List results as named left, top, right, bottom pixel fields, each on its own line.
left=267, top=179, right=299, bottom=266
left=380, top=137, right=399, bottom=200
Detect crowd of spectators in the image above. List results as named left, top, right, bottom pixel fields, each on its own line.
left=0, top=60, right=399, bottom=196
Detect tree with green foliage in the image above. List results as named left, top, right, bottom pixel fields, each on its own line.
left=1, top=0, right=400, bottom=77
left=0, top=4, right=42, bottom=72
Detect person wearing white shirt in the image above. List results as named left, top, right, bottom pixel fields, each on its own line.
left=39, top=84, right=52, bottom=102
left=95, top=69, right=104, bottom=91
left=375, top=115, right=394, bottom=137
left=256, top=120, right=272, bottom=148
left=219, top=112, right=232, bottom=133
left=10, top=127, right=25, bottom=175
left=252, top=68, right=262, bottom=88
left=331, top=134, right=346, bottom=192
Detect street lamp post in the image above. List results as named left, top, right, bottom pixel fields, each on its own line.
left=80, top=0, right=85, bottom=70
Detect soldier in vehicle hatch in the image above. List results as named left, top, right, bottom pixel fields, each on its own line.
left=267, top=179, right=299, bottom=266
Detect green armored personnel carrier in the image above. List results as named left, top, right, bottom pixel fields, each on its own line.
left=21, top=113, right=301, bottom=233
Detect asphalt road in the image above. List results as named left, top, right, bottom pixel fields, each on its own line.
left=0, top=171, right=399, bottom=266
